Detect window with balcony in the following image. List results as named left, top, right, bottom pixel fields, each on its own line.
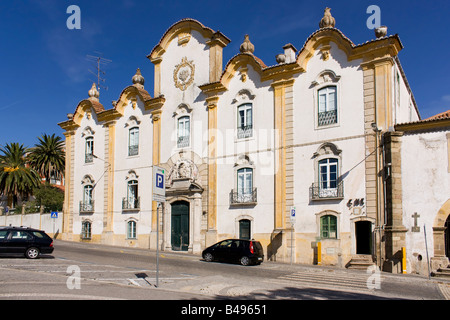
left=128, top=127, right=139, bottom=156
left=177, top=116, right=190, bottom=148
left=80, top=184, right=94, bottom=213
left=310, top=143, right=343, bottom=200
left=85, top=137, right=94, bottom=163
left=230, top=167, right=257, bottom=205
left=123, top=179, right=139, bottom=210
left=237, top=103, right=253, bottom=139
left=318, top=86, right=337, bottom=126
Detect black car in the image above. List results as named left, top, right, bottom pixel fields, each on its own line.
left=0, top=226, right=54, bottom=259
left=202, top=239, right=264, bottom=266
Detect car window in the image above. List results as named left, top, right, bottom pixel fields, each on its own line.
left=0, top=231, right=8, bottom=239
left=32, top=231, right=44, bottom=238
left=219, top=240, right=233, bottom=248
left=10, top=231, right=32, bottom=240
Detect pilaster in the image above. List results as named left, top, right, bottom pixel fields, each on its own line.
left=206, top=96, right=219, bottom=246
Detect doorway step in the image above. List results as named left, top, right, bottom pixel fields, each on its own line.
left=432, top=265, right=450, bottom=279
left=346, top=255, right=375, bottom=270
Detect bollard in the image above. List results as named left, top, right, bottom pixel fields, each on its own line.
left=402, top=247, right=407, bottom=274
left=317, top=242, right=322, bottom=265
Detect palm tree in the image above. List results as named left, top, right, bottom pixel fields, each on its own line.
left=28, top=133, right=65, bottom=184
left=0, top=143, right=41, bottom=207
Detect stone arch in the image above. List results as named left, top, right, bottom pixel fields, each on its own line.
left=433, top=199, right=450, bottom=258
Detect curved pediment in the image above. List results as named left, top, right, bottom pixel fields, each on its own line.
left=296, top=27, right=403, bottom=71
left=147, top=18, right=230, bottom=62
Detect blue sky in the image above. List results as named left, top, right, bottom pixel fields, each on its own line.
left=0, top=0, right=449, bottom=148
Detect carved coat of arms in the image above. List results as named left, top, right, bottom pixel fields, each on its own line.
left=173, top=57, right=195, bottom=91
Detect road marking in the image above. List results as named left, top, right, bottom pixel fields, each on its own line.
left=0, top=293, right=124, bottom=300
left=276, top=270, right=378, bottom=291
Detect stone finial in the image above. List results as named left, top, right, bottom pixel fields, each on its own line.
left=88, top=83, right=99, bottom=101
left=239, top=34, right=254, bottom=54
left=132, top=68, right=145, bottom=88
left=319, top=7, right=336, bottom=28
left=375, top=26, right=388, bottom=38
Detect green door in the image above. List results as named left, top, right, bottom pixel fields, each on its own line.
left=171, top=201, right=189, bottom=251
left=239, top=219, right=251, bottom=240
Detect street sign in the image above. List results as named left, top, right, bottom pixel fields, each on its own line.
left=51, top=212, right=58, bottom=219
left=290, top=206, right=296, bottom=223
left=152, top=166, right=166, bottom=202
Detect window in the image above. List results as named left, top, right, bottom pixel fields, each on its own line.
left=320, top=215, right=337, bottom=239
left=123, top=180, right=139, bottom=210
left=237, top=168, right=253, bottom=196
left=177, top=116, right=190, bottom=148
left=81, top=221, right=91, bottom=239
left=319, top=158, right=338, bottom=190
left=80, top=185, right=94, bottom=212
left=318, top=86, right=337, bottom=126
left=237, top=103, right=253, bottom=139
left=85, top=137, right=94, bottom=163
left=127, top=221, right=137, bottom=239
left=128, top=127, right=139, bottom=156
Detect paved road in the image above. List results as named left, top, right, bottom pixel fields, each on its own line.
left=0, top=239, right=448, bottom=301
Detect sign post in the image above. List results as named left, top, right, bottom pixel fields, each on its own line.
left=152, top=166, right=165, bottom=288
left=290, top=207, right=296, bottom=265
left=51, top=212, right=58, bottom=239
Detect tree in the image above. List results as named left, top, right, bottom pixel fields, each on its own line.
left=33, top=183, right=64, bottom=212
left=28, top=133, right=65, bottom=183
left=0, top=143, right=41, bottom=207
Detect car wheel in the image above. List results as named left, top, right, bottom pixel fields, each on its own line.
left=25, top=247, right=40, bottom=259
left=203, top=252, right=214, bottom=262
left=240, top=256, right=250, bottom=266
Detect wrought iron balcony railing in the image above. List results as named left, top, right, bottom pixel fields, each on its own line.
left=85, top=153, right=94, bottom=163
left=122, top=197, right=140, bottom=210
left=310, top=182, right=343, bottom=200
left=128, top=145, right=139, bottom=156
left=177, top=135, right=190, bottom=148
left=237, top=125, right=253, bottom=139
left=230, top=188, right=257, bottom=205
left=318, top=109, right=337, bottom=126
left=79, top=200, right=94, bottom=213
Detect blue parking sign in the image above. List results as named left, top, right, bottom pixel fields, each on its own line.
left=156, top=173, right=164, bottom=189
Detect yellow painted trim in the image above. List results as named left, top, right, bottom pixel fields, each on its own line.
left=271, top=80, right=288, bottom=231
left=105, top=121, right=116, bottom=233
left=207, top=99, right=218, bottom=231
left=151, top=109, right=162, bottom=231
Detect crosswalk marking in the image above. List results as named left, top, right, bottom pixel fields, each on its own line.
left=276, top=270, right=383, bottom=291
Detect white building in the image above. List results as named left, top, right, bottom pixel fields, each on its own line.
left=58, top=9, right=449, bottom=274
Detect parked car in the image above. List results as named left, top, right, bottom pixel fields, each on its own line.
left=0, top=226, right=54, bottom=259
left=202, top=239, right=264, bottom=266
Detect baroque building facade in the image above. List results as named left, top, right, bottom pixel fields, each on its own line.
left=58, top=9, right=450, bottom=274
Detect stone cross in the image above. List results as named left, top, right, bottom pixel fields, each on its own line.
left=411, top=212, right=420, bottom=232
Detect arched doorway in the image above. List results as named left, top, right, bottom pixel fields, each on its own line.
left=171, top=201, right=189, bottom=251
left=355, top=221, right=372, bottom=254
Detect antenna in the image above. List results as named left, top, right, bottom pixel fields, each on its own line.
left=86, top=52, right=112, bottom=92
